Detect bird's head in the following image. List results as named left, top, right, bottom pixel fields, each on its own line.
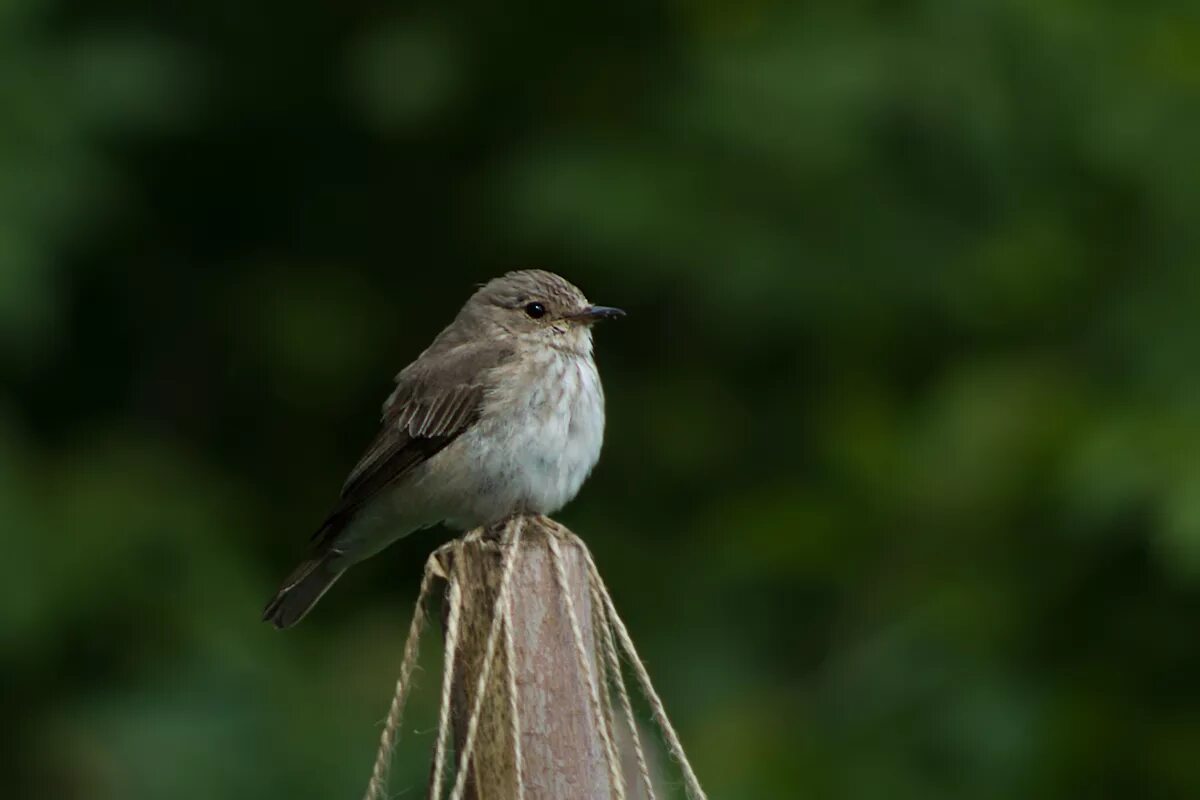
left=457, top=269, right=624, bottom=353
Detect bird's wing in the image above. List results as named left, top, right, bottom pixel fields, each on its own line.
left=312, top=340, right=514, bottom=547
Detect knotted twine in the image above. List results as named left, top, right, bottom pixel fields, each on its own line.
left=361, top=515, right=707, bottom=800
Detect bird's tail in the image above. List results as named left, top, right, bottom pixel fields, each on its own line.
left=263, top=553, right=345, bottom=629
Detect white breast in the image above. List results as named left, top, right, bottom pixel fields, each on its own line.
left=442, top=347, right=606, bottom=527
left=333, top=345, right=607, bottom=562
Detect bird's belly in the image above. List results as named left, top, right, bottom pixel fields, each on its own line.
left=443, top=356, right=605, bottom=527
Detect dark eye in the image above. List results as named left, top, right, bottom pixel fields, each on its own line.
left=524, top=302, right=546, bottom=319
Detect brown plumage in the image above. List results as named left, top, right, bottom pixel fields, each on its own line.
left=263, top=270, right=620, bottom=628
left=263, top=340, right=514, bottom=628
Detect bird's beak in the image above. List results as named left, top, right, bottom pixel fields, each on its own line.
left=569, top=305, right=626, bottom=324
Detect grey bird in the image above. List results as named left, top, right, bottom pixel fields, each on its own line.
left=263, top=270, right=623, bottom=628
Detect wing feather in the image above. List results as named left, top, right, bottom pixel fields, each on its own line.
left=312, top=341, right=513, bottom=546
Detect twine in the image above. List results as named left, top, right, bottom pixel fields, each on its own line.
left=547, top=533, right=625, bottom=800
left=428, top=550, right=463, bottom=798
left=591, top=595, right=621, bottom=792
left=360, top=516, right=707, bottom=800
left=363, top=557, right=439, bottom=800
left=584, top=549, right=708, bottom=800
left=591, top=573, right=656, bottom=800
left=445, top=518, right=525, bottom=800
left=502, top=580, right=526, bottom=800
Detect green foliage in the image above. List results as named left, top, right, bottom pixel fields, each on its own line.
left=4, top=0, right=1200, bottom=797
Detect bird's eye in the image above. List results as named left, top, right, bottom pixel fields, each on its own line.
left=524, top=302, right=546, bottom=319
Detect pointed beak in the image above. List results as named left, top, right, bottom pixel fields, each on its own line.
left=569, top=305, right=626, bottom=324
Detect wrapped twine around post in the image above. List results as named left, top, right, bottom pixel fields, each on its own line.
left=361, top=514, right=707, bottom=800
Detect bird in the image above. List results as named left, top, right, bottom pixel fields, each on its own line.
left=263, top=269, right=624, bottom=628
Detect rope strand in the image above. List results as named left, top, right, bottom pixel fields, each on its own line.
left=503, top=574, right=526, bottom=800
left=447, top=519, right=526, bottom=800
left=592, top=591, right=621, bottom=790
left=428, top=547, right=464, bottom=800
left=363, top=557, right=438, bottom=800
left=548, top=533, right=625, bottom=800
left=584, top=549, right=707, bottom=800
left=591, top=573, right=656, bottom=800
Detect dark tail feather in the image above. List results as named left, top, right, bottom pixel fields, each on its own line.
left=263, top=554, right=345, bottom=629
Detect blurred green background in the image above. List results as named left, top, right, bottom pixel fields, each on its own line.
left=4, top=0, right=1200, bottom=797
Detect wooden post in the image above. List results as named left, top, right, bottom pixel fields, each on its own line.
left=440, top=516, right=612, bottom=800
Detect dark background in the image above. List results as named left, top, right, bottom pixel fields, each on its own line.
left=5, top=1, right=1200, bottom=797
